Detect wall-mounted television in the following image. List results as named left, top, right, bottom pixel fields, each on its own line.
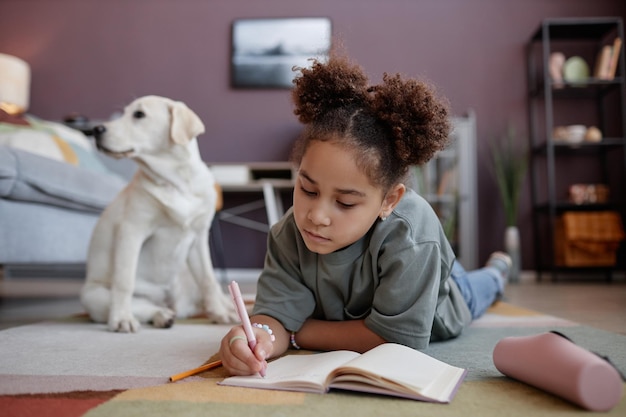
left=231, top=17, right=332, bottom=89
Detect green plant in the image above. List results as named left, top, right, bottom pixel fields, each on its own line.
left=490, top=126, right=528, bottom=227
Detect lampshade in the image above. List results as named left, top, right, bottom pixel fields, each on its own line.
left=0, top=53, right=31, bottom=115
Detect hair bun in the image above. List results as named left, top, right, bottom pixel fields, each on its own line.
left=371, top=73, right=450, bottom=166
left=292, top=58, right=371, bottom=124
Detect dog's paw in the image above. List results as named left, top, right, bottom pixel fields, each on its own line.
left=108, top=313, right=141, bottom=333
left=151, top=308, right=176, bottom=328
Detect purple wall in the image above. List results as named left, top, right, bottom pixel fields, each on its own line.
left=1, top=1, right=625, bottom=269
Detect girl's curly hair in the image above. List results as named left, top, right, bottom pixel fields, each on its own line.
left=290, top=54, right=451, bottom=190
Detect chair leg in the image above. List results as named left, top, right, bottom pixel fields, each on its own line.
left=210, top=215, right=228, bottom=284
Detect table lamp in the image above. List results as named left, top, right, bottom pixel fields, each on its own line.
left=0, top=53, right=30, bottom=115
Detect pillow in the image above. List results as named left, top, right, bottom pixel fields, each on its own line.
left=0, top=144, right=126, bottom=212
left=0, top=114, right=115, bottom=176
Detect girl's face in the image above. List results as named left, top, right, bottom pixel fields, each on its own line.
left=293, top=140, right=394, bottom=254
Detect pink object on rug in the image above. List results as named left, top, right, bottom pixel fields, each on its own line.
left=493, top=332, right=623, bottom=412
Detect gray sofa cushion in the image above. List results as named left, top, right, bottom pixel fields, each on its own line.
left=0, top=199, right=100, bottom=263
left=0, top=145, right=126, bottom=213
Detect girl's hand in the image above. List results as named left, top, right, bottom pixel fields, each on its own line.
left=219, top=325, right=274, bottom=376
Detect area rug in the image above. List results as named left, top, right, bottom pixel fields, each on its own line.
left=1, top=302, right=624, bottom=417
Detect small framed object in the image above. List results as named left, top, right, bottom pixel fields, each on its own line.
left=231, top=17, right=332, bottom=89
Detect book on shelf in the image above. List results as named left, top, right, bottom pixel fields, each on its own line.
left=593, top=37, right=622, bottom=81
left=218, top=343, right=467, bottom=403
left=593, top=38, right=623, bottom=81
left=593, top=45, right=613, bottom=80
left=607, top=37, right=622, bottom=80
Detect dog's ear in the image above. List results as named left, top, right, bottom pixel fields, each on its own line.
left=170, top=102, right=206, bottom=144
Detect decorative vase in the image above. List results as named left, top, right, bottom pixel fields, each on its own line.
left=504, top=226, right=521, bottom=282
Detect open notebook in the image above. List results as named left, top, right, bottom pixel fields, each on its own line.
left=219, top=343, right=466, bottom=403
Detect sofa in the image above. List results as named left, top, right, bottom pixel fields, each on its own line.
left=0, top=112, right=134, bottom=278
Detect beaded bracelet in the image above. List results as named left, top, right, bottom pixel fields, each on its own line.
left=252, top=323, right=276, bottom=342
left=290, top=331, right=301, bottom=350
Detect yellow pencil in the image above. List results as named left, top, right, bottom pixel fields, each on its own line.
left=169, top=359, right=223, bottom=382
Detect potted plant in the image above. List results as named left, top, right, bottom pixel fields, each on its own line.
left=490, top=126, right=528, bottom=282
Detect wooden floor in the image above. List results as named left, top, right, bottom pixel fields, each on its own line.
left=504, top=274, right=626, bottom=335
left=1, top=271, right=625, bottom=335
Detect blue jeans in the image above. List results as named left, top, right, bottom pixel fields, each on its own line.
left=450, top=261, right=504, bottom=320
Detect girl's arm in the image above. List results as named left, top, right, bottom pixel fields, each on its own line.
left=295, top=318, right=386, bottom=353
left=220, top=315, right=386, bottom=374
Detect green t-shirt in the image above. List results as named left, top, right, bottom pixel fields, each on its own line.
left=252, top=188, right=471, bottom=350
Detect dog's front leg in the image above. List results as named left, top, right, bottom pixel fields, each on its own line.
left=108, top=223, right=144, bottom=332
left=187, top=236, right=238, bottom=323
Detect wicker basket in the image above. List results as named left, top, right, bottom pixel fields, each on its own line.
left=554, top=211, right=625, bottom=267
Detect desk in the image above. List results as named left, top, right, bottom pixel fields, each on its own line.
left=209, top=163, right=295, bottom=279
left=210, top=162, right=296, bottom=233
left=218, top=180, right=294, bottom=233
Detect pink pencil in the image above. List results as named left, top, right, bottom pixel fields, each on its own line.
left=229, top=281, right=265, bottom=377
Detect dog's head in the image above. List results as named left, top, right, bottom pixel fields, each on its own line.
left=93, top=95, right=205, bottom=159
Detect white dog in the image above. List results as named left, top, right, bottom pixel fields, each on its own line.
left=80, top=95, right=237, bottom=332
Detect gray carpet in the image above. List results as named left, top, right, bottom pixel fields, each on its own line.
left=1, top=303, right=624, bottom=416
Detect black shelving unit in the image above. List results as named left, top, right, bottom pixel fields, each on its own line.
left=527, top=17, right=626, bottom=281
